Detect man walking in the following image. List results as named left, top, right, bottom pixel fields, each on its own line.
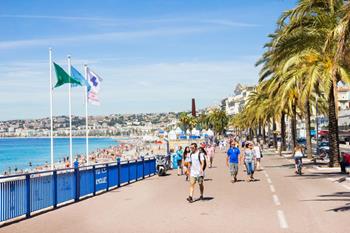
left=226, top=141, right=240, bottom=183
left=187, top=143, right=205, bottom=203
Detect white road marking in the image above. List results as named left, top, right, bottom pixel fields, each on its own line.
left=342, top=184, right=350, bottom=190
left=269, top=185, right=276, bottom=193
left=277, top=210, right=288, bottom=229
left=273, top=194, right=281, bottom=206
left=265, top=173, right=269, bottom=178
left=267, top=178, right=272, bottom=184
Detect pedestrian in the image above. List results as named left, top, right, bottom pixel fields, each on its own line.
left=73, top=158, right=79, bottom=169
left=293, top=144, right=304, bottom=174
left=226, top=141, right=240, bottom=183
left=176, top=146, right=184, bottom=175
left=187, top=143, right=206, bottom=203
left=182, top=146, right=191, bottom=181
left=253, top=142, right=263, bottom=171
left=207, top=144, right=215, bottom=168
left=244, top=142, right=257, bottom=182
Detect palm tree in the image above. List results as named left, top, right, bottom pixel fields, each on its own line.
left=178, top=112, right=190, bottom=133
left=208, top=109, right=229, bottom=136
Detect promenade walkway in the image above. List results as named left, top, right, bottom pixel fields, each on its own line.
left=1, top=150, right=349, bottom=233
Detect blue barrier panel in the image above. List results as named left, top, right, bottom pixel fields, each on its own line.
left=79, top=169, right=94, bottom=197
left=30, top=174, right=54, bottom=212
left=120, top=163, right=129, bottom=184
left=57, top=171, right=75, bottom=204
left=129, top=162, right=137, bottom=181
left=95, top=167, right=108, bottom=192
left=108, top=165, right=118, bottom=188
left=144, top=160, right=150, bottom=176
left=137, top=161, right=143, bottom=180
left=0, top=178, right=27, bottom=222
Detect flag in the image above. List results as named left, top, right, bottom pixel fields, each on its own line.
left=53, top=63, right=81, bottom=88
left=71, top=66, right=91, bottom=92
left=87, top=68, right=103, bottom=105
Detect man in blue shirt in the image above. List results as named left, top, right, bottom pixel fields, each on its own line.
left=226, top=141, right=241, bottom=183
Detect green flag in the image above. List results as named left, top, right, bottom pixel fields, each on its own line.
left=53, top=62, right=81, bottom=88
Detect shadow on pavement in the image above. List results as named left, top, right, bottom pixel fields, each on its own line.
left=193, top=197, right=214, bottom=202
left=286, top=172, right=344, bottom=180
left=304, top=192, right=350, bottom=212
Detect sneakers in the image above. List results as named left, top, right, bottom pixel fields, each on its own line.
left=186, top=196, right=193, bottom=203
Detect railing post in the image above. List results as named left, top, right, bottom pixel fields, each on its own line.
left=106, top=164, right=110, bottom=191
left=93, top=165, right=96, bottom=196
left=53, top=171, right=57, bottom=208
left=127, top=160, right=130, bottom=184
left=142, top=157, right=145, bottom=179
left=117, top=159, right=121, bottom=187
left=74, top=168, right=80, bottom=202
left=25, top=174, right=31, bottom=218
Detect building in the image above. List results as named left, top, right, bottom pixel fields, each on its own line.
left=338, top=86, right=350, bottom=110
left=221, top=84, right=255, bottom=116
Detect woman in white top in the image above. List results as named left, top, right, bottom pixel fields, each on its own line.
left=253, top=142, right=262, bottom=171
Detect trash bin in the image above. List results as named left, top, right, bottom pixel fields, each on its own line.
left=340, top=152, right=350, bottom=173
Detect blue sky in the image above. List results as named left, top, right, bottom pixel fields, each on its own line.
left=0, top=0, right=296, bottom=120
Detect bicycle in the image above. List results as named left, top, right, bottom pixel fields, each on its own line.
left=295, top=157, right=303, bottom=175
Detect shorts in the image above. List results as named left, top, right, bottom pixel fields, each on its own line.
left=294, top=157, right=302, bottom=164
left=229, top=163, right=239, bottom=176
left=190, top=176, right=204, bottom=185
left=177, top=160, right=182, bottom=167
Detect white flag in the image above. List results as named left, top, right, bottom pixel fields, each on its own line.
left=87, top=68, right=103, bottom=105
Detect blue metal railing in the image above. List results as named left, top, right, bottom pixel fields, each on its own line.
left=0, top=157, right=156, bottom=223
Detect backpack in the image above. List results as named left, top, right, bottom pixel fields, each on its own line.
left=198, top=152, right=207, bottom=171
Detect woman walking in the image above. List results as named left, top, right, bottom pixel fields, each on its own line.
left=207, top=144, right=215, bottom=168
left=253, top=142, right=262, bottom=171
left=182, top=146, right=191, bottom=181
left=244, top=142, right=256, bottom=182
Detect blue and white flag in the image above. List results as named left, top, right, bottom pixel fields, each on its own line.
left=87, top=68, right=103, bottom=105
left=71, top=66, right=91, bottom=92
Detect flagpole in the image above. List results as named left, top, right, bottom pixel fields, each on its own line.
left=84, top=65, right=89, bottom=165
left=67, top=55, right=73, bottom=167
left=49, top=48, right=54, bottom=170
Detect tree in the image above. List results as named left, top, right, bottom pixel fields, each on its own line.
left=208, top=109, right=229, bottom=136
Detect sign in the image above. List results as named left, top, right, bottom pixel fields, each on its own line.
left=95, top=168, right=107, bottom=191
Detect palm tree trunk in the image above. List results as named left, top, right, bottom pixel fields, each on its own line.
left=280, top=112, right=286, bottom=151
left=291, top=104, right=297, bottom=149
left=258, top=120, right=262, bottom=137
left=305, top=99, right=313, bottom=159
left=273, top=120, right=277, bottom=149
left=262, top=124, right=266, bottom=144
left=328, top=81, right=340, bottom=167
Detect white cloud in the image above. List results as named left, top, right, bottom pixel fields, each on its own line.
left=0, top=27, right=211, bottom=50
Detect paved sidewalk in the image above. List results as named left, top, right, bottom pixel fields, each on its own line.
left=1, top=151, right=349, bottom=233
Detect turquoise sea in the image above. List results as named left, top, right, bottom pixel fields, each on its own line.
left=0, top=138, right=117, bottom=173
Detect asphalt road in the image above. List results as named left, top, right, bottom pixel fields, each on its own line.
left=1, top=150, right=349, bottom=233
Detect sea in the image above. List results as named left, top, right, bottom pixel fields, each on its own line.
left=0, top=137, right=118, bottom=173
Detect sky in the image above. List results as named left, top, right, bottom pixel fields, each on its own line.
left=0, top=0, right=296, bottom=121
